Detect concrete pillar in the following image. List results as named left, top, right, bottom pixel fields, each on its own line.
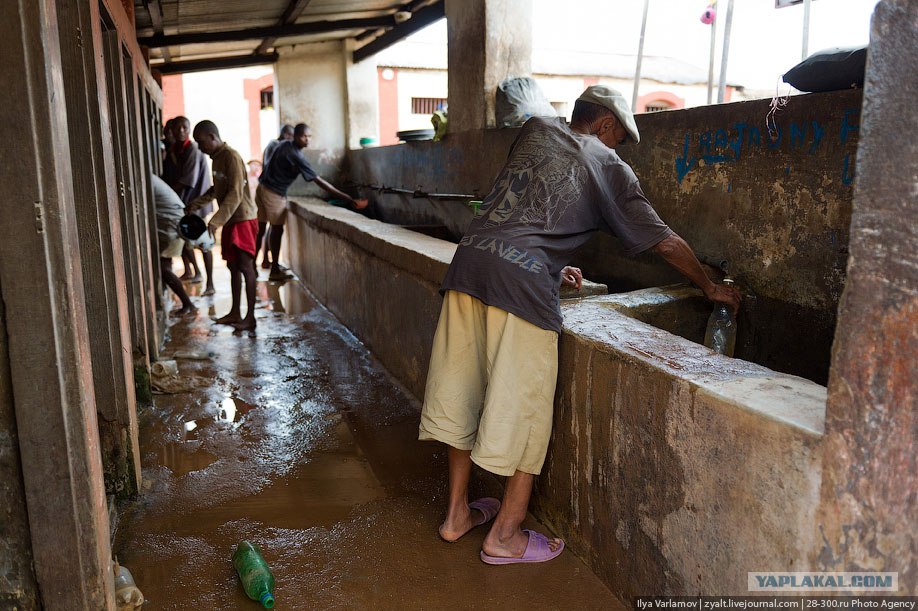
left=815, top=0, right=917, bottom=593
left=0, top=0, right=116, bottom=607
left=276, top=42, right=348, bottom=190
left=56, top=0, right=142, bottom=497
left=345, top=39, right=381, bottom=150
left=445, top=0, right=532, bottom=132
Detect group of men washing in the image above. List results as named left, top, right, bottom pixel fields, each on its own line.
left=155, top=86, right=739, bottom=565
left=154, top=116, right=365, bottom=331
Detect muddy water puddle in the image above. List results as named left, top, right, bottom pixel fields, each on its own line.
left=120, top=270, right=622, bottom=610
left=154, top=396, right=259, bottom=476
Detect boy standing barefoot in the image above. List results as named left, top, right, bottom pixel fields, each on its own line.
left=188, top=120, right=259, bottom=332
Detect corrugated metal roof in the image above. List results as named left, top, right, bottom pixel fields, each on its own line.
left=136, top=0, right=441, bottom=69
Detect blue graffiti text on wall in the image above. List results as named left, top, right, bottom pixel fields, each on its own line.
left=675, top=108, right=860, bottom=185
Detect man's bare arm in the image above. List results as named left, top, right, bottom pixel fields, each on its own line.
left=314, top=177, right=368, bottom=209
left=650, top=233, right=740, bottom=315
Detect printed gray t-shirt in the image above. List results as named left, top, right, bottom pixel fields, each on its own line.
left=441, top=116, right=673, bottom=332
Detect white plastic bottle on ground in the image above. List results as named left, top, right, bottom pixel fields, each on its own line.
left=113, top=562, right=144, bottom=610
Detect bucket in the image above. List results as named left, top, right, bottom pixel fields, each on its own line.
left=179, top=214, right=215, bottom=251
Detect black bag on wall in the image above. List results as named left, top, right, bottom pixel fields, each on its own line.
left=783, top=46, right=868, bottom=93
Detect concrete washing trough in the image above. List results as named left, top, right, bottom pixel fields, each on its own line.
left=539, top=287, right=826, bottom=598
left=581, top=284, right=833, bottom=385
left=287, top=200, right=829, bottom=599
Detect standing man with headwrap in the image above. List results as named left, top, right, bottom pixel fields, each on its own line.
left=163, top=115, right=216, bottom=296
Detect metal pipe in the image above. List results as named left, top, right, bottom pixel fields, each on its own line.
left=697, top=254, right=730, bottom=274
left=356, top=184, right=477, bottom=200
left=632, top=0, right=651, bottom=110
left=706, top=4, right=717, bottom=105
left=717, top=0, right=735, bottom=104
left=802, top=0, right=812, bottom=60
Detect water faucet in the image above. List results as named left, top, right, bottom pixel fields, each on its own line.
left=698, top=254, right=729, bottom=277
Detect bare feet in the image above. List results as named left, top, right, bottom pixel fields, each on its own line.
left=260, top=259, right=272, bottom=270
left=482, top=527, right=562, bottom=560
left=439, top=498, right=500, bottom=542
left=190, top=274, right=203, bottom=284
left=213, top=313, right=242, bottom=325
left=179, top=271, right=194, bottom=280
left=202, top=285, right=215, bottom=297
left=231, top=318, right=256, bottom=332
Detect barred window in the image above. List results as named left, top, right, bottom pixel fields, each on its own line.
left=645, top=101, right=672, bottom=113
left=260, top=87, right=274, bottom=110
left=411, top=97, right=447, bottom=115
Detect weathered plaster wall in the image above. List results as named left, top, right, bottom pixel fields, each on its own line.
left=344, top=39, right=380, bottom=151
left=0, top=295, right=39, bottom=609
left=286, top=200, right=828, bottom=599
left=276, top=42, right=348, bottom=193
left=597, top=89, right=861, bottom=314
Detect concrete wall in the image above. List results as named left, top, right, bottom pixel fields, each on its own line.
left=276, top=41, right=349, bottom=194
left=287, top=201, right=455, bottom=398
left=285, top=200, right=829, bottom=599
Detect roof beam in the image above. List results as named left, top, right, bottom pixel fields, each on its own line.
left=255, top=0, right=314, bottom=55
left=353, top=1, right=444, bottom=64
left=143, top=0, right=171, bottom=62
left=139, top=16, right=392, bottom=48
left=355, top=28, right=382, bottom=42
left=154, top=53, right=279, bottom=75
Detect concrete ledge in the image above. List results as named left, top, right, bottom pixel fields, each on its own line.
left=288, top=198, right=456, bottom=281
left=565, top=289, right=826, bottom=435
left=286, top=199, right=826, bottom=599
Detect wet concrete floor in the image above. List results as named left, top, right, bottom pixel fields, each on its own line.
left=115, top=259, right=623, bottom=610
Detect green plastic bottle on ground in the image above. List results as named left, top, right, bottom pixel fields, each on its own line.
left=233, top=541, right=276, bottom=608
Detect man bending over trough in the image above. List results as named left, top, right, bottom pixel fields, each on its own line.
left=419, top=86, right=740, bottom=564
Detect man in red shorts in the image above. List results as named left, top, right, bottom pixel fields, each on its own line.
left=188, top=120, right=259, bottom=332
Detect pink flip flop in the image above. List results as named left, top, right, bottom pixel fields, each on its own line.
left=439, top=497, right=501, bottom=543
left=479, top=529, right=565, bottom=565
left=468, top=497, right=501, bottom=524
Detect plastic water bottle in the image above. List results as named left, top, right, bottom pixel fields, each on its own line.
left=704, top=278, right=737, bottom=357
left=233, top=541, right=276, bottom=608
left=113, top=562, right=144, bottom=610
